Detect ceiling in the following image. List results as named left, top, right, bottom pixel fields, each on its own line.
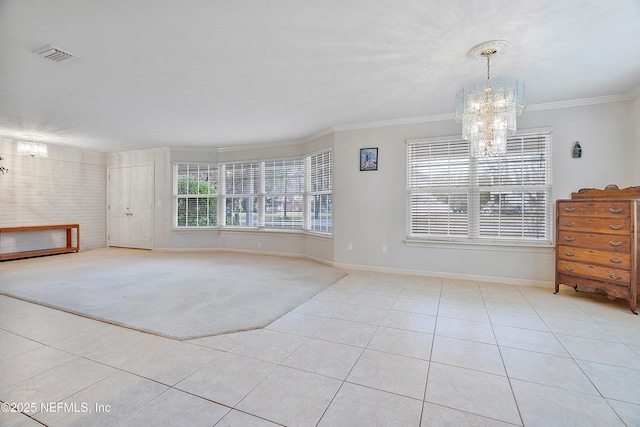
left=1, top=0, right=639, bottom=153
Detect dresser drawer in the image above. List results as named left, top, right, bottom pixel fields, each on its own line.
left=556, top=245, right=631, bottom=269
left=557, top=216, right=631, bottom=234
left=557, top=201, right=631, bottom=218
left=557, top=231, right=630, bottom=252
left=557, top=260, right=630, bottom=283
left=556, top=272, right=633, bottom=300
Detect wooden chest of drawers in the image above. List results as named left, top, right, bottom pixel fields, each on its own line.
left=555, top=187, right=640, bottom=314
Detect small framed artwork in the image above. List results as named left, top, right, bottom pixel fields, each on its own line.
left=360, top=147, right=378, bottom=171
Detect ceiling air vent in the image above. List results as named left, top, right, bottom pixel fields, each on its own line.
left=33, top=45, right=77, bottom=62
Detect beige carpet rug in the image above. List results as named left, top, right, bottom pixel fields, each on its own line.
left=0, top=248, right=346, bottom=339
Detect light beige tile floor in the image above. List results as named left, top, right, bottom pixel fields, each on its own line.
left=2, top=267, right=640, bottom=426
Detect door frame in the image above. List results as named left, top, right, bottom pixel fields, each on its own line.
left=107, top=164, right=155, bottom=249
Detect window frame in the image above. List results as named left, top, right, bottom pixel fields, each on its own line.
left=172, top=147, right=333, bottom=236
left=406, top=129, right=553, bottom=247
left=220, top=161, right=260, bottom=228
left=262, top=158, right=305, bottom=229
left=173, top=162, right=219, bottom=228
left=306, top=149, right=333, bottom=235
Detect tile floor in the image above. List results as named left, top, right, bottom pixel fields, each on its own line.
left=1, top=269, right=640, bottom=426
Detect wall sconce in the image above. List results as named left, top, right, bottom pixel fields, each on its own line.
left=17, top=136, right=48, bottom=158
left=572, top=141, right=582, bottom=158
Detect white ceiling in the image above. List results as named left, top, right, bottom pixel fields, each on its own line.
left=1, top=0, right=639, bottom=153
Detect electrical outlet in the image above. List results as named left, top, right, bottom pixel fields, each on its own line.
left=258, top=241, right=262, bottom=248
left=348, top=243, right=353, bottom=250
left=381, top=245, right=387, bottom=254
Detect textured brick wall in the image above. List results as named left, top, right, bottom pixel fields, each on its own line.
left=0, top=141, right=108, bottom=252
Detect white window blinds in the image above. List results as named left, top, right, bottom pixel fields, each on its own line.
left=174, top=163, right=218, bottom=227
left=306, top=149, right=332, bottom=233
left=173, top=151, right=332, bottom=235
left=407, top=131, right=552, bottom=245
left=263, top=159, right=304, bottom=228
left=223, top=162, right=259, bottom=227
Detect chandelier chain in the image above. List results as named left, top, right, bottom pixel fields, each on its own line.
left=486, top=54, right=491, bottom=80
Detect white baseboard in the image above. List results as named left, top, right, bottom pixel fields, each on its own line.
left=140, top=247, right=553, bottom=288
left=155, top=246, right=335, bottom=267
left=333, top=261, right=554, bottom=289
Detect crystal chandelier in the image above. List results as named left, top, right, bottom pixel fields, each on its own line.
left=17, top=135, right=48, bottom=158
left=455, top=41, right=525, bottom=157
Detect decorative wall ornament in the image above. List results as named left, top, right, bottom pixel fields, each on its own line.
left=572, top=141, right=582, bottom=158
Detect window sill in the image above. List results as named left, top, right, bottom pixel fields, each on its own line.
left=219, top=227, right=333, bottom=239
left=404, top=238, right=554, bottom=253
left=171, top=227, right=219, bottom=232
left=171, top=226, right=332, bottom=239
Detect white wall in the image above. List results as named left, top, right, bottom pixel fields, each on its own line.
left=3, top=98, right=631, bottom=282
left=524, top=102, right=632, bottom=198
left=166, top=136, right=335, bottom=263
left=631, top=95, right=640, bottom=183
left=107, top=148, right=171, bottom=249
left=0, top=139, right=107, bottom=251
left=332, top=101, right=633, bottom=285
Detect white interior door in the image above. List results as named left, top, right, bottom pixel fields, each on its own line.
left=129, top=165, right=154, bottom=249
left=108, top=165, right=154, bottom=249
left=108, top=167, right=131, bottom=247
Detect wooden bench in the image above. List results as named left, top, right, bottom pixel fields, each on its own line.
left=0, top=224, right=80, bottom=261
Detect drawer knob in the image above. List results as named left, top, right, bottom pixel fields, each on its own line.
left=564, top=251, right=575, bottom=256
left=564, top=222, right=575, bottom=227
left=609, top=224, right=623, bottom=230
left=609, top=274, right=622, bottom=280
left=564, top=266, right=575, bottom=271
left=609, top=241, right=623, bottom=247
left=564, top=207, right=575, bottom=212
left=609, top=208, right=623, bottom=213
left=564, top=236, right=575, bottom=242
left=610, top=257, right=623, bottom=264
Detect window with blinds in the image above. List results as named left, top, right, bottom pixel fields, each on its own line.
left=407, top=131, right=552, bottom=245
left=263, top=159, right=305, bottom=228
left=222, top=162, right=260, bottom=227
left=173, top=150, right=332, bottom=235
left=306, top=149, right=332, bottom=233
left=174, top=163, right=218, bottom=227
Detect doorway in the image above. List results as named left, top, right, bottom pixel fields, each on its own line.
left=108, top=164, right=154, bottom=249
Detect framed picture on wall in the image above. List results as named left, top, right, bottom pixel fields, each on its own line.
left=360, top=147, right=378, bottom=171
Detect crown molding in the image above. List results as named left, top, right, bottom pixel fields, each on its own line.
left=201, top=86, right=640, bottom=153
left=332, top=113, right=456, bottom=132
left=301, top=127, right=334, bottom=143
left=217, top=137, right=303, bottom=152
left=330, top=89, right=638, bottom=133
left=526, top=93, right=632, bottom=112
